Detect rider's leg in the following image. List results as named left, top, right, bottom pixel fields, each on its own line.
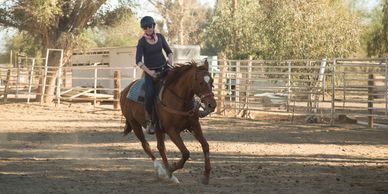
left=144, top=73, right=156, bottom=134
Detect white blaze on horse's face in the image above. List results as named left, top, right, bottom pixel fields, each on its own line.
left=204, top=75, right=210, bottom=84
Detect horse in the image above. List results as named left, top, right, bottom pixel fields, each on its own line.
left=120, top=59, right=217, bottom=184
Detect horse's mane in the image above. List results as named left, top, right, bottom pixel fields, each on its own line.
left=164, top=62, right=195, bottom=86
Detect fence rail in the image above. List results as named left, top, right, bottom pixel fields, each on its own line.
left=1, top=58, right=387, bottom=127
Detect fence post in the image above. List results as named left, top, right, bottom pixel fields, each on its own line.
left=236, top=61, right=240, bottom=112
left=286, top=61, right=291, bottom=112
left=3, top=69, right=11, bottom=103
left=93, top=63, right=98, bottom=107
left=27, top=59, right=36, bottom=103
left=241, top=56, right=253, bottom=118
left=330, top=59, right=337, bottom=126
left=56, top=51, right=64, bottom=105
left=385, top=59, right=387, bottom=116
left=16, top=57, right=21, bottom=99
left=343, top=72, right=346, bottom=109
left=247, top=56, right=252, bottom=115
left=40, top=50, right=50, bottom=104
left=216, top=53, right=226, bottom=114
left=319, top=58, right=327, bottom=102
left=368, top=73, right=374, bottom=128
left=114, top=70, right=121, bottom=110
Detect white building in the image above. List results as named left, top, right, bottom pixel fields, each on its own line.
left=70, top=45, right=203, bottom=94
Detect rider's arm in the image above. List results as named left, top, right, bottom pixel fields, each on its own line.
left=167, top=53, right=173, bottom=66
left=138, top=62, right=157, bottom=78
left=136, top=39, right=157, bottom=78
left=160, top=34, right=174, bottom=66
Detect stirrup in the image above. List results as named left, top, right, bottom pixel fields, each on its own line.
left=146, top=122, right=155, bottom=134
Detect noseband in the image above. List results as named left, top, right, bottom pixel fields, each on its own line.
left=199, top=92, right=214, bottom=101
left=159, top=66, right=214, bottom=117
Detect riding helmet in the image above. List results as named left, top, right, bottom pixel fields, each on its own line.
left=140, top=16, right=155, bottom=28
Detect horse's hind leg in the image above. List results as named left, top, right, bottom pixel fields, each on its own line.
left=130, top=120, right=156, bottom=161
left=123, top=119, right=132, bottom=135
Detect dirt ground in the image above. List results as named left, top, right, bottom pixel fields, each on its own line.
left=0, top=102, right=387, bottom=194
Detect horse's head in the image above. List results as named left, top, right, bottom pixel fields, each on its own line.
left=192, top=59, right=217, bottom=113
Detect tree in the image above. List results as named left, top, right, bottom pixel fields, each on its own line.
left=206, top=0, right=363, bottom=60
left=0, top=0, right=135, bottom=102
left=205, top=0, right=263, bottom=58
left=367, top=0, right=388, bottom=57
left=148, top=0, right=213, bottom=45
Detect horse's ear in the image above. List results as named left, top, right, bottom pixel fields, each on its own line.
left=190, top=60, right=197, bottom=67
left=203, top=58, right=209, bottom=70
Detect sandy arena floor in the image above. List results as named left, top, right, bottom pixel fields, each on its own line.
left=0, top=102, right=387, bottom=194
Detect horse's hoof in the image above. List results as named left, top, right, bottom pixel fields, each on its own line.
left=200, top=175, right=209, bottom=185
left=169, top=175, right=180, bottom=184
left=153, top=160, right=168, bottom=178
left=123, top=124, right=131, bottom=135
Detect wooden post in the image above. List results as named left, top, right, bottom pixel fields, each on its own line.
left=216, top=53, right=226, bottom=114
left=368, top=73, right=374, bottom=128
left=93, top=63, right=98, bottom=107
left=385, top=59, right=387, bottom=115
left=3, top=69, right=11, bottom=102
left=114, top=70, right=121, bottom=110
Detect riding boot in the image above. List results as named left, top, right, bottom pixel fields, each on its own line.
left=145, top=112, right=155, bottom=134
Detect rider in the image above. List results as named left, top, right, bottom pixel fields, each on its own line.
left=135, top=16, right=173, bottom=134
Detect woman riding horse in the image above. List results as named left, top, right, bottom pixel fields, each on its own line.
left=135, top=16, right=173, bottom=134
left=120, top=60, right=217, bottom=184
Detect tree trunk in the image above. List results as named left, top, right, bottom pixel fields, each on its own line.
left=178, top=0, right=184, bottom=45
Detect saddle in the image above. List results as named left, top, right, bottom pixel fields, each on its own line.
left=127, top=79, right=146, bottom=103
left=127, top=64, right=170, bottom=103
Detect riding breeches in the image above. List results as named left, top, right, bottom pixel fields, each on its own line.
left=144, top=73, right=157, bottom=116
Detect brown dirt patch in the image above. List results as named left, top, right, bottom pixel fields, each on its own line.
left=1, top=103, right=388, bottom=193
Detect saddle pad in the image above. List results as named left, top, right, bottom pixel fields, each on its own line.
left=127, top=79, right=145, bottom=103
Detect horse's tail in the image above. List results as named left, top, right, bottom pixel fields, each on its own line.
left=120, top=83, right=134, bottom=135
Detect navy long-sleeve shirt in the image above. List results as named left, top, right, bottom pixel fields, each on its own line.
left=136, top=33, right=172, bottom=70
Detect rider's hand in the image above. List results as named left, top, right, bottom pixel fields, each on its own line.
left=148, top=70, right=157, bottom=78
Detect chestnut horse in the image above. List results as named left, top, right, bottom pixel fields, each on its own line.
left=120, top=60, right=216, bottom=184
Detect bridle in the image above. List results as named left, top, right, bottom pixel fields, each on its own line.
left=198, top=92, right=214, bottom=102
left=158, top=65, right=214, bottom=117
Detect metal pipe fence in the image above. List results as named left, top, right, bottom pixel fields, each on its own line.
left=1, top=58, right=387, bottom=127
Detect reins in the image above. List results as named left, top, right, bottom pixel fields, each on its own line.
left=158, top=65, right=209, bottom=117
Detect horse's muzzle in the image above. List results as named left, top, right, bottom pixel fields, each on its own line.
left=203, top=97, right=216, bottom=113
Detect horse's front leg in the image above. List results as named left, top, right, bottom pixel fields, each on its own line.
left=191, top=122, right=211, bottom=185
left=166, top=129, right=190, bottom=173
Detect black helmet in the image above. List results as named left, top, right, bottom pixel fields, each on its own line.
left=140, top=16, right=155, bottom=28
